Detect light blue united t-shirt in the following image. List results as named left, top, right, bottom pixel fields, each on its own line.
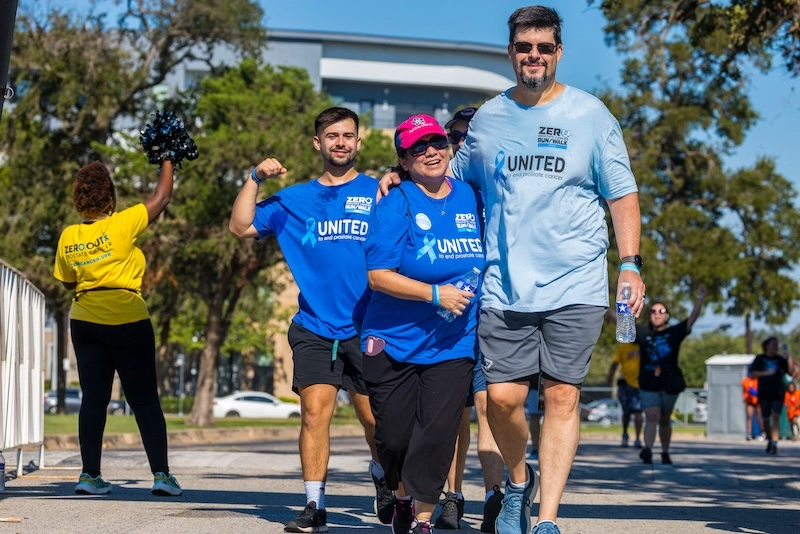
left=251, top=173, right=377, bottom=339
left=361, top=179, right=484, bottom=365
left=451, top=85, right=638, bottom=312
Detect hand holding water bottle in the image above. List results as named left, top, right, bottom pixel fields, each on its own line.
left=616, top=282, right=636, bottom=342
left=436, top=268, right=480, bottom=322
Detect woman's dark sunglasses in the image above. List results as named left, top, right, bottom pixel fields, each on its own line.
left=408, top=136, right=449, bottom=157
left=447, top=131, right=467, bottom=145
left=512, top=42, right=558, bottom=55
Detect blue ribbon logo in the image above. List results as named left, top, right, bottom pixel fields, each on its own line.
left=416, top=233, right=437, bottom=263
left=494, top=151, right=507, bottom=183
left=301, top=217, right=317, bottom=247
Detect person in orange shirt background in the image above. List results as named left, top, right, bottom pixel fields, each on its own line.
left=741, top=374, right=762, bottom=441
left=784, top=381, right=800, bottom=439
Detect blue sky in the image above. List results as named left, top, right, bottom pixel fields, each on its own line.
left=261, top=0, right=800, bottom=336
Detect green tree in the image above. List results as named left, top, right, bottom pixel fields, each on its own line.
left=593, top=1, right=800, bottom=81
left=0, top=0, right=266, bottom=411
left=679, top=331, right=748, bottom=388
left=356, top=128, right=397, bottom=176
left=591, top=0, right=800, bottom=344
left=719, top=159, right=800, bottom=352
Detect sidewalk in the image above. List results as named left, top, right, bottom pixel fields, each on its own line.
left=1, top=433, right=797, bottom=533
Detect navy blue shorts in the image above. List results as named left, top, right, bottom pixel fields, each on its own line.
left=466, top=356, right=487, bottom=407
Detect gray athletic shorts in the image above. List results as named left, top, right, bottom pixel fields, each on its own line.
left=479, top=305, right=606, bottom=386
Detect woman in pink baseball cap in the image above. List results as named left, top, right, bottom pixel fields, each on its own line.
left=359, top=114, right=485, bottom=534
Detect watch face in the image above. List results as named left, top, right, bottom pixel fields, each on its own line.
left=635, top=255, right=643, bottom=269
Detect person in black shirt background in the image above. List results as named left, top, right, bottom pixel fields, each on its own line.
left=636, top=286, right=706, bottom=465
left=749, top=337, right=799, bottom=455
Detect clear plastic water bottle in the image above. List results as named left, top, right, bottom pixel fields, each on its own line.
left=438, top=267, right=481, bottom=322
left=615, top=282, right=636, bottom=342
left=0, top=450, right=6, bottom=492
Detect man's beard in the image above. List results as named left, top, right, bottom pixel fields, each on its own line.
left=519, top=63, right=547, bottom=90
left=326, top=151, right=356, bottom=167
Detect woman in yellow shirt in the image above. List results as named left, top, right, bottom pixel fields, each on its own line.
left=54, top=159, right=181, bottom=497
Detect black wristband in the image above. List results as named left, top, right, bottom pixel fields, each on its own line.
left=620, top=255, right=643, bottom=269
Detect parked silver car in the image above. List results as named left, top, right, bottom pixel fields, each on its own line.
left=580, top=398, right=622, bottom=426
left=44, top=388, right=127, bottom=415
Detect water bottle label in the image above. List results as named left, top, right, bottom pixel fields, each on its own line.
left=454, top=280, right=477, bottom=292
left=616, top=301, right=630, bottom=314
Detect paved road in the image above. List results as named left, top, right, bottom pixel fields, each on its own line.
left=1, top=436, right=798, bottom=533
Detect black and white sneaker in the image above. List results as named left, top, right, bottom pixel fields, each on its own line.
left=391, top=498, right=414, bottom=534
left=370, top=460, right=394, bottom=524
left=434, top=491, right=460, bottom=529
left=284, top=501, right=327, bottom=533
left=480, top=486, right=504, bottom=533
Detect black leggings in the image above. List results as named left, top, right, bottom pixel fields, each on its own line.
left=70, top=319, right=169, bottom=476
left=365, top=353, right=473, bottom=504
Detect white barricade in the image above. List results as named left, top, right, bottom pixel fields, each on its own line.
left=0, top=258, right=46, bottom=481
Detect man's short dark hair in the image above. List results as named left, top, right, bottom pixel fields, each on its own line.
left=508, top=5, right=563, bottom=45
left=314, top=107, right=359, bottom=136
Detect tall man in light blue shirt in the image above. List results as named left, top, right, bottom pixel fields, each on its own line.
left=441, top=6, right=645, bottom=534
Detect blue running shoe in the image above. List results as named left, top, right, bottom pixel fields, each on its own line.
left=75, top=473, right=111, bottom=495
left=495, top=463, right=538, bottom=534
left=152, top=472, right=183, bottom=496
left=531, top=520, right=561, bottom=534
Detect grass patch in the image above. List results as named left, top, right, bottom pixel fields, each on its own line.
left=43, top=411, right=361, bottom=435
left=45, top=413, right=707, bottom=437
left=44, top=414, right=306, bottom=435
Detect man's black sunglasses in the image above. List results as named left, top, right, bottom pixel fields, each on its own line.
left=512, top=42, right=558, bottom=55
left=407, top=136, right=449, bottom=157
left=447, top=131, right=467, bottom=145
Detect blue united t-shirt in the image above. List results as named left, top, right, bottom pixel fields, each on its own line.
left=361, top=178, right=484, bottom=364
left=252, top=173, right=377, bottom=339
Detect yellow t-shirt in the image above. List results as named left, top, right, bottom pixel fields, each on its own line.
left=613, top=342, right=641, bottom=388
left=54, top=204, right=150, bottom=325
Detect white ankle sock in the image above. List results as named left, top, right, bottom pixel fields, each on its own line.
left=304, top=481, right=325, bottom=509
left=508, top=477, right=528, bottom=491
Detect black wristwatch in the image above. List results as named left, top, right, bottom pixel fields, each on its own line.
left=620, top=255, right=643, bottom=269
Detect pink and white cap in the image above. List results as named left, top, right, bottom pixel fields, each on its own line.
left=394, top=114, right=447, bottom=151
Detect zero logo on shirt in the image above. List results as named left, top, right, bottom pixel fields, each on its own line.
left=455, top=213, right=478, bottom=233
left=344, top=196, right=373, bottom=215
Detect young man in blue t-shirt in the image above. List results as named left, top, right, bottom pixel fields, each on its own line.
left=229, top=107, right=388, bottom=532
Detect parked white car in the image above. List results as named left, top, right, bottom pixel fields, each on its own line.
left=212, top=391, right=301, bottom=419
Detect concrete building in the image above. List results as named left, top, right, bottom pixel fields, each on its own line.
left=174, top=29, right=515, bottom=128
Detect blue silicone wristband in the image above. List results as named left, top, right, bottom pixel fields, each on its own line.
left=431, top=284, right=440, bottom=306
left=620, top=263, right=640, bottom=274
left=251, top=167, right=263, bottom=184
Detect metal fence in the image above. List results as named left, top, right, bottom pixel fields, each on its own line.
left=0, top=258, right=46, bottom=481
